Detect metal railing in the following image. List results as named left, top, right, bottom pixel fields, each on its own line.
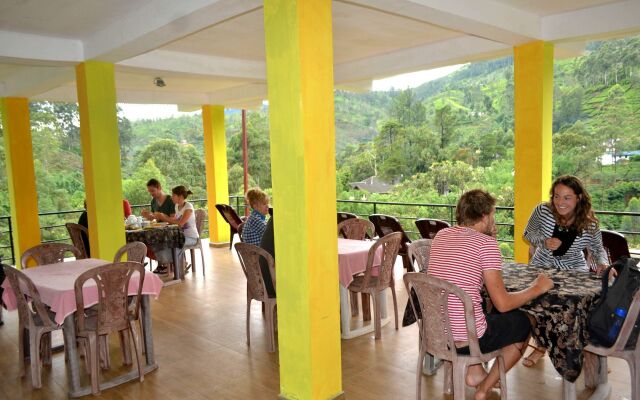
left=1, top=197, right=638, bottom=265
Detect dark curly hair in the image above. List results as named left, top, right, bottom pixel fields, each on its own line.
left=548, top=175, right=598, bottom=234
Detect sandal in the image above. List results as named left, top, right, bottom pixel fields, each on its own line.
left=522, top=344, right=545, bottom=367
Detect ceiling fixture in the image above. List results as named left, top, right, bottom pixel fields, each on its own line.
left=153, top=77, right=166, bottom=87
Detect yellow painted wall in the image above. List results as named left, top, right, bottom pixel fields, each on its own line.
left=513, top=41, right=554, bottom=262
left=76, top=61, right=126, bottom=259
left=202, top=105, right=230, bottom=244
left=1, top=98, right=41, bottom=268
left=264, top=0, right=342, bottom=398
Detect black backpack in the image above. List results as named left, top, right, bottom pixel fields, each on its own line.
left=588, top=257, right=640, bottom=348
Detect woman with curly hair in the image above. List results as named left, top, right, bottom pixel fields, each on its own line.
left=521, top=175, right=609, bottom=366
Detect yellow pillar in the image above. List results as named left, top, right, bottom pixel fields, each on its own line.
left=202, top=105, right=230, bottom=245
left=264, top=1, right=342, bottom=399
left=513, top=41, right=554, bottom=262
left=1, top=98, right=41, bottom=268
left=76, top=61, right=126, bottom=259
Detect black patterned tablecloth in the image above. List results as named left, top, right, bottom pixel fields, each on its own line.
left=125, top=225, right=185, bottom=250
left=501, top=263, right=602, bottom=382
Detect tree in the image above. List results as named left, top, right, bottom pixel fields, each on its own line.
left=433, top=102, right=457, bottom=154
left=429, top=160, right=477, bottom=196
left=122, top=159, right=166, bottom=205
left=390, top=89, right=425, bottom=127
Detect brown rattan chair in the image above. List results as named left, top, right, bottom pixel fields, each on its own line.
left=601, top=229, right=631, bottom=264
left=403, top=272, right=508, bottom=400
left=114, top=242, right=147, bottom=264
left=66, top=223, right=89, bottom=259
left=407, top=239, right=432, bottom=273
left=337, top=218, right=374, bottom=240
left=183, top=209, right=207, bottom=275
left=584, top=289, right=640, bottom=399
left=2, top=264, right=62, bottom=388
left=215, top=204, right=244, bottom=250
left=337, top=212, right=358, bottom=225
left=74, top=262, right=145, bottom=395
left=368, top=214, right=412, bottom=271
left=21, top=243, right=82, bottom=267
left=414, top=218, right=450, bottom=240
left=347, top=232, right=402, bottom=339
left=234, top=243, right=277, bottom=352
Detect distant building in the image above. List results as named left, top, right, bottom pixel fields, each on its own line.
left=349, top=176, right=393, bottom=194
left=601, top=150, right=640, bottom=165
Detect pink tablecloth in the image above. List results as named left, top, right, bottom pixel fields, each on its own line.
left=338, top=238, right=382, bottom=287
left=1, top=258, right=163, bottom=325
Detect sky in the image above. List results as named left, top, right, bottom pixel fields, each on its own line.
left=118, top=64, right=464, bottom=121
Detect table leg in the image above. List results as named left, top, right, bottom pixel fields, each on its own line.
left=339, top=285, right=351, bottom=339
left=141, top=295, right=155, bottom=365
left=563, top=379, right=576, bottom=400
left=172, top=248, right=183, bottom=281
left=422, top=354, right=442, bottom=376
left=584, top=354, right=611, bottom=400
left=62, top=313, right=81, bottom=395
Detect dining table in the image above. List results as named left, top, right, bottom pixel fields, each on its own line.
left=501, top=263, right=610, bottom=400
left=126, top=224, right=185, bottom=282
left=1, top=258, right=163, bottom=397
left=337, top=238, right=387, bottom=339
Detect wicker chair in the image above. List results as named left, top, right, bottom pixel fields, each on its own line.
left=215, top=204, right=244, bottom=250
left=114, top=242, right=147, bottom=264
left=337, top=218, right=374, bottom=240
left=602, top=229, right=631, bottom=264
left=234, top=243, right=277, bottom=352
left=368, top=214, right=413, bottom=271
left=183, top=209, right=207, bottom=275
left=414, top=218, right=450, bottom=240
left=407, top=239, right=433, bottom=273
left=66, top=223, right=89, bottom=259
left=403, top=273, right=508, bottom=400
left=21, top=243, right=82, bottom=266
left=347, top=232, right=402, bottom=339
left=74, top=262, right=145, bottom=395
left=584, top=289, right=640, bottom=399
left=2, top=264, right=62, bottom=388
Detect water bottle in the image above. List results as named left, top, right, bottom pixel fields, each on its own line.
left=607, top=307, right=627, bottom=343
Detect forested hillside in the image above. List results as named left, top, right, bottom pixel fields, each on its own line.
left=0, top=35, right=639, bottom=242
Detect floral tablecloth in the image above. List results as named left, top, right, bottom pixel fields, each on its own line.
left=125, top=225, right=185, bottom=250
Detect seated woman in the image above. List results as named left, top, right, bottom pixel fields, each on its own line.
left=243, top=188, right=270, bottom=246
left=152, top=186, right=199, bottom=274
left=521, top=175, right=609, bottom=367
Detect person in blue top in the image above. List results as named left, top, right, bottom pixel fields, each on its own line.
left=243, top=188, right=269, bottom=245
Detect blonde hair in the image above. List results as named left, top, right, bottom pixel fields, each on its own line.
left=245, top=188, right=269, bottom=209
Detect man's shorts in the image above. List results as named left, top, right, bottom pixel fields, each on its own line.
left=457, top=310, right=531, bottom=355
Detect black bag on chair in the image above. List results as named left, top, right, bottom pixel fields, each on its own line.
left=587, top=257, right=640, bottom=348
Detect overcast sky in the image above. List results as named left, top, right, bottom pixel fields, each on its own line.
left=118, top=64, right=464, bottom=121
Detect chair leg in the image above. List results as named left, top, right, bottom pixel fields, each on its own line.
left=18, top=325, right=26, bottom=377
left=452, top=362, right=466, bottom=400
left=266, top=302, right=277, bottom=353
left=129, top=322, right=145, bottom=382
left=416, top=348, right=426, bottom=400
left=30, top=331, right=42, bottom=389
left=350, top=291, right=359, bottom=317
left=199, top=244, right=205, bottom=275
left=391, top=285, right=399, bottom=330
left=362, top=293, right=371, bottom=321
left=246, top=295, right=252, bottom=347
left=442, top=360, right=453, bottom=395
left=119, top=330, right=132, bottom=366
left=41, top=331, right=52, bottom=366
left=88, top=333, right=100, bottom=395
left=371, top=292, right=381, bottom=339
left=229, top=228, right=234, bottom=250
left=189, top=249, right=196, bottom=273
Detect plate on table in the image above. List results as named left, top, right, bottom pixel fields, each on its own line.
left=150, top=222, right=169, bottom=228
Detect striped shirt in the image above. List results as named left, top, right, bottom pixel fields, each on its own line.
left=243, top=209, right=267, bottom=245
left=524, top=203, right=608, bottom=271
left=427, top=226, right=502, bottom=341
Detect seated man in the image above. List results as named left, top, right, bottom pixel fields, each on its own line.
left=140, top=179, right=176, bottom=273
left=243, top=188, right=269, bottom=246
left=428, top=189, right=553, bottom=400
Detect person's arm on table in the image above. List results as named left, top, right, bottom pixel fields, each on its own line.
left=484, top=270, right=553, bottom=313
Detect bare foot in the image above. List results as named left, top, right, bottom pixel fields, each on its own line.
left=466, top=364, right=488, bottom=387
left=522, top=346, right=545, bottom=368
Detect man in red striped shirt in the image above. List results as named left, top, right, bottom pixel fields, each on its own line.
left=428, top=189, right=553, bottom=400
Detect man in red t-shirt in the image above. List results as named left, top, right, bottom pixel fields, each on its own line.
left=428, top=189, right=553, bottom=400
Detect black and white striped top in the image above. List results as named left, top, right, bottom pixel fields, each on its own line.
left=524, top=203, right=608, bottom=271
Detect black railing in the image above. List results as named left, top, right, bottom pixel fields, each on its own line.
left=1, top=197, right=638, bottom=265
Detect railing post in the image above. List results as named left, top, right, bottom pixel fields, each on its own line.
left=373, top=202, right=377, bottom=215
left=8, top=216, right=15, bottom=265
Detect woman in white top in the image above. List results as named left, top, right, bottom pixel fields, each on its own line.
left=153, top=186, right=199, bottom=274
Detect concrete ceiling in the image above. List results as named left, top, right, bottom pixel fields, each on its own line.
left=1, top=0, right=639, bottom=109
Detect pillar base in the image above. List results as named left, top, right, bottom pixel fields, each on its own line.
left=209, top=241, right=230, bottom=248
left=279, top=392, right=345, bottom=400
